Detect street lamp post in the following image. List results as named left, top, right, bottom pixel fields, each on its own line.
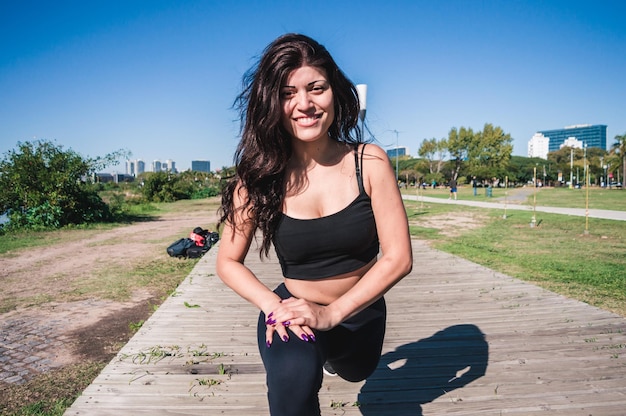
left=569, top=146, right=574, bottom=189
left=600, top=156, right=604, bottom=187
left=531, top=165, right=537, bottom=228
left=583, top=143, right=589, bottom=235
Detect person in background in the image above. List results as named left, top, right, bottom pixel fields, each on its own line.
left=216, top=33, right=413, bottom=416
left=448, top=176, right=457, bottom=200
left=472, top=176, right=477, bottom=196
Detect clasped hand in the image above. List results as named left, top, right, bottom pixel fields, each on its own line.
left=264, top=297, right=335, bottom=346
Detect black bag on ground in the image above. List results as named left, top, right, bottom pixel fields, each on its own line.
left=186, top=231, right=219, bottom=258
left=166, top=238, right=195, bottom=257
left=207, top=231, right=220, bottom=247
left=185, top=245, right=209, bottom=258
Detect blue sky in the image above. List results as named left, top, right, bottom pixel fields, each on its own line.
left=1, top=0, right=625, bottom=172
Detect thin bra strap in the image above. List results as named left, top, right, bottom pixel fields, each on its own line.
left=354, top=144, right=366, bottom=194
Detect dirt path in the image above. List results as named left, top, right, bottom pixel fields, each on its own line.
left=0, top=205, right=218, bottom=385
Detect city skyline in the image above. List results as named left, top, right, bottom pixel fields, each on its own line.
left=1, top=1, right=625, bottom=171
left=123, top=158, right=214, bottom=175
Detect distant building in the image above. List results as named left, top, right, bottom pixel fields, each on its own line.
left=96, top=172, right=115, bottom=183
left=386, top=147, right=408, bottom=159
left=538, top=124, right=606, bottom=153
left=126, top=159, right=145, bottom=176
left=559, top=136, right=583, bottom=150
left=98, top=173, right=134, bottom=183
left=126, top=160, right=135, bottom=176
left=152, top=160, right=162, bottom=172
left=528, top=133, right=550, bottom=159
left=191, top=160, right=211, bottom=173
left=165, top=159, right=176, bottom=173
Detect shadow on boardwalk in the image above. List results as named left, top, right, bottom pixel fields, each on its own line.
left=358, top=324, right=488, bottom=415
left=65, top=239, right=626, bottom=415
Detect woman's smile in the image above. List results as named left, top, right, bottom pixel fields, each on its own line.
left=281, top=65, right=334, bottom=143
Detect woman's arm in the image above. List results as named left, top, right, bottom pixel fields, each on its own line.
left=325, top=143, right=413, bottom=324
left=216, top=183, right=281, bottom=313
left=216, top=183, right=316, bottom=344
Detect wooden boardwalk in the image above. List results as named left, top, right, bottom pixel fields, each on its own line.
left=65, top=240, right=626, bottom=415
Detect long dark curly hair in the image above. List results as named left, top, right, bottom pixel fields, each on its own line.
left=219, top=33, right=362, bottom=257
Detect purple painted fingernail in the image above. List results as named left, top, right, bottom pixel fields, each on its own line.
left=266, top=318, right=276, bottom=325
left=301, top=334, right=309, bottom=342
left=309, top=334, right=316, bottom=342
left=282, top=335, right=289, bottom=342
left=268, top=312, right=273, bottom=318
left=266, top=340, right=271, bottom=348
left=283, top=321, right=290, bottom=326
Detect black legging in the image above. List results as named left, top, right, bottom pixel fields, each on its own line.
left=257, top=283, right=386, bottom=416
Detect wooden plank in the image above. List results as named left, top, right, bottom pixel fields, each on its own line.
left=65, top=239, right=626, bottom=415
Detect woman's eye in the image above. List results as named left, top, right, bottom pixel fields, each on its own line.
left=281, top=90, right=295, bottom=99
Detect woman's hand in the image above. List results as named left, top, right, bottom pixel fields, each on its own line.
left=264, top=297, right=336, bottom=347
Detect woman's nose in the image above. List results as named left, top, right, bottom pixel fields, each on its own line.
left=294, top=90, right=313, bottom=109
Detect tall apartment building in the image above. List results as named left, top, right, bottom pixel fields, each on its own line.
left=150, top=159, right=176, bottom=173
left=538, top=124, right=607, bottom=153
left=126, top=160, right=135, bottom=176
left=191, top=160, right=211, bottom=173
left=125, top=159, right=145, bottom=176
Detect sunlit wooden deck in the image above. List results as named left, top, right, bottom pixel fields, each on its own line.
left=65, top=239, right=626, bottom=415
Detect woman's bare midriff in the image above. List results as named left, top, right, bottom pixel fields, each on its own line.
left=284, top=259, right=376, bottom=305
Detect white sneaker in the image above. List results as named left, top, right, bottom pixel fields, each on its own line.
left=323, top=362, right=337, bottom=376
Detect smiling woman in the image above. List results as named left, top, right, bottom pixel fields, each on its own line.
left=216, top=33, right=413, bottom=416
left=280, top=68, right=334, bottom=144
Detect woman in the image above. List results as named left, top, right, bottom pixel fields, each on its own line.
left=216, top=33, right=412, bottom=416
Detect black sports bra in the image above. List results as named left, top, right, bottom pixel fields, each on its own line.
left=273, top=145, right=379, bottom=280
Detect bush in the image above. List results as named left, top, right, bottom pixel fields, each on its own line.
left=0, top=140, right=124, bottom=230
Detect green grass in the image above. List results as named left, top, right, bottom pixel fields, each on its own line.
left=0, top=362, right=105, bottom=416
left=0, top=225, right=113, bottom=255
left=404, top=200, right=626, bottom=316
left=66, top=256, right=200, bottom=303
left=404, top=185, right=626, bottom=211
left=532, top=187, right=626, bottom=210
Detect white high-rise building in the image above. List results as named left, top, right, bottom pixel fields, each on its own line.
left=528, top=133, right=550, bottom=159
left=165, top=159, right=176, bottom=173
left=126, top=160, right=135, bottom=176
left=126, top=159, right=145, bottom=176
left=560, top=136, right=583, bottom=150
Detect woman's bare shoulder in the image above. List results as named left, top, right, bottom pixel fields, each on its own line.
left=359, top=143, right=391, bottom=165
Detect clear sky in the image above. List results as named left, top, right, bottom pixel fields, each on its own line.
left=1, top=0, right=625, bottom=172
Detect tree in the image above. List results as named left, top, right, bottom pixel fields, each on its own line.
left=506, top=156, right=550, bottom=185
left=446, top=127, right=474, bottom=180
left=445, top=124, right=512, bottom=183
left=418, top=137, right=447, bottom=175
left=611, top=133, right=626, bottom=188
left=0, top=140, right=126, bottom=229
left=468, top=124, right=513, bottom=180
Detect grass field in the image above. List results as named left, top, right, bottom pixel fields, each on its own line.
left=406, top=185, right=626, bottom=211
left=404, top=197, right=626, bottom=316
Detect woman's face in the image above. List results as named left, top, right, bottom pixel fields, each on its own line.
left=280, top=65, right=335, bottom=144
